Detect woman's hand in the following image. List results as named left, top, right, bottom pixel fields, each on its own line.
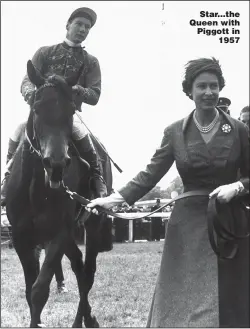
left=86, top=194, right=125, bottom=215
left=209, top=182, right=244, bottom=203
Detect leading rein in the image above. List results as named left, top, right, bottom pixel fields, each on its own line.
left=63, top=186, right=210, bottom=220
left=62, top=184, right=249, bottom=261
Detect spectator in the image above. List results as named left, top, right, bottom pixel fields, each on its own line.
left=239, top=106, right=249, bottom=129
left=217, top=97, right=231, bottom=115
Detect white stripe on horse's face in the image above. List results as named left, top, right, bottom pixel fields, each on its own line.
left=44, top=168, right=49, bottom=186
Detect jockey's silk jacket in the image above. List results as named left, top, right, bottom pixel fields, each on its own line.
left=21, top=42, right=101, bottom=111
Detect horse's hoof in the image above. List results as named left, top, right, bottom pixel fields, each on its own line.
left=84, top=316, right=99, bottom=328
left=72, top=323, right=82, bottom=328
left=93, top=317, right=99, bottom=328
left=37, top=324, right=46, bottom=328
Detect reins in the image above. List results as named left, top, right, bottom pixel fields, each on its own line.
left=75, top=112, right=123, bottom=173
left=62, top=186, right=210, bottom=220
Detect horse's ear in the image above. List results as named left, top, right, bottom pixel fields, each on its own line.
left=27, top=60, right=45, bottom=87
left=65, top=64, right=85, bottom=87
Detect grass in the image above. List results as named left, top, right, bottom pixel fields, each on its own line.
left=1, top=241, right=164, bottom=327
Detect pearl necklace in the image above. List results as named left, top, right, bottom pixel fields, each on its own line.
left=193, top=109, right=219, bottom=134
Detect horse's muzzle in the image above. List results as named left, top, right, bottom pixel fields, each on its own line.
left=43, top=156, right=71, bottom=189
left=43, top=156, right=71, bottom=170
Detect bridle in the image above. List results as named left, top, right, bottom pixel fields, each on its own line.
left=24, top=82, right=56, bottom=160
left=24, top=82, right=75, bottom=161
left=25, top=128, right=43, bottom=158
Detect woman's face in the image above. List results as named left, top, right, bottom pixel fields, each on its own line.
left=191, top=72, right=220, bottom=111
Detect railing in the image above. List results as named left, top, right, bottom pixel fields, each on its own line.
left=1, top=212, right=171, bottom=246
left=110, top=212, right=170, bottom=242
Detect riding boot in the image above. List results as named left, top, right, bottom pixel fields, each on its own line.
left=74, top=136, right=113, bottom=252
left=1, top=139, right=19, bottom=207
left=74, top=135, right=107, bottom=198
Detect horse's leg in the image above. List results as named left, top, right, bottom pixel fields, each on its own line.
left=44, top=242, right=67, bottom=292
left=55, top=259, right=68, bottom=293
left=13, top=237, right=40, bottom=319
left=65, top=239, right=99, bottom=328
left=30, top=233, right=66, bottom=327
left=34, top=245, right=42, bottom=273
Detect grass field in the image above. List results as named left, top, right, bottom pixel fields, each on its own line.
left=1, top=241, right=164, bottom=328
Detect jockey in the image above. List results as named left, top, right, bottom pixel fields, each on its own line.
left=1, top=7, right=107, bottom=206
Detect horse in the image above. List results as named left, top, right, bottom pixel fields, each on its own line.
left=5, top=60, right=113, bottom=328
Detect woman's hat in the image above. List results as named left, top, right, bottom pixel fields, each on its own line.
left=68, top=7, right=97, bottom=27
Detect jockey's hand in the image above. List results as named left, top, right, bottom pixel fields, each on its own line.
left=86, top=192, right=126, bottom=215
left=209, top=182, right=244, bottom=203
left=72, top=85, right=82, bottom=94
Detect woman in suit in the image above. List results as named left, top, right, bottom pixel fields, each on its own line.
left=86, top=57, right=249, bottom=327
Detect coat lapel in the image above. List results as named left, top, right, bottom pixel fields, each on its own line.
left=205, top=109, right=235, bottom=162
left=181, top=108, right=236, bottom=168
left=182, top=110, right=211, bottom=166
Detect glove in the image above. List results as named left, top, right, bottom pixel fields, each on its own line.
left=86, top=191, right=126, bottom=215
left=209, top=181, right=245, bottom=203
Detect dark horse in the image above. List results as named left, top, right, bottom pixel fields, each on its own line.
left=5, top=60, right=113, bottom=328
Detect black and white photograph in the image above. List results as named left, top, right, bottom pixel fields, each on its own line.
left=1, top=1, right=249, bottom=327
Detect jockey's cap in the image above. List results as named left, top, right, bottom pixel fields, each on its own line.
left=68, top=7, right=97, bottom=27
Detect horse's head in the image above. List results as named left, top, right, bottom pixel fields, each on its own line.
left=27, top=60, right=83, bottom=188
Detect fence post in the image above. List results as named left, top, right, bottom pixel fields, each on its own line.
left=84, top=228, right=87, bottom=245
left=128, top=220, right=133, bottom=242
